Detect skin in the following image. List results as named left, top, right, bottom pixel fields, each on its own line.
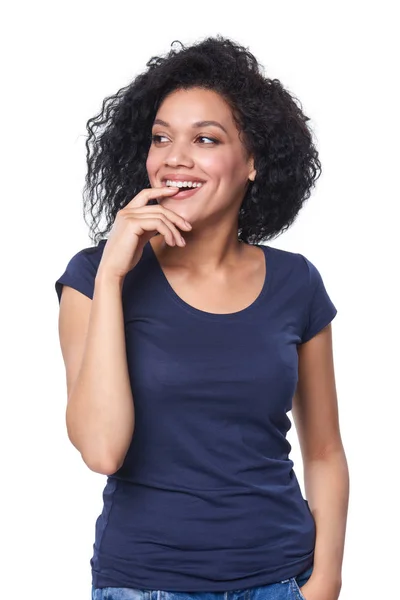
left=292, top=326, right=349, bottom=600
left=146, top=87, right=349, bottom=599
left=145, top=87, right=265, bottom=314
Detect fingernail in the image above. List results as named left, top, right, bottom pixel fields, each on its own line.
left=180, top=236, right=186, bottom=245
left=184, top=221, right=192, bottom=228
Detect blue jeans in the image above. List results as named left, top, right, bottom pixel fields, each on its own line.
left=91, top=564, right=313, bottom=600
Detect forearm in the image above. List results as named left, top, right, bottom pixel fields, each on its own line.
left=66, top=272, right=135, bottom=474
left=304, top=447, right=349, bottom=590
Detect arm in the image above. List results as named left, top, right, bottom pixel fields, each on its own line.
left=292, top=323, right=349, bottom=599
left=58, top=271, right=134, bottom=474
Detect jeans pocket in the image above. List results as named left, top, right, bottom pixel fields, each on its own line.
left=289, top=578, right=307, bottom=600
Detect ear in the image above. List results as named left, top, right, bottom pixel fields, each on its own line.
left=248, top=156, right=256, bottom=182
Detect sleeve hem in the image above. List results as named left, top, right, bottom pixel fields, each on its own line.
left=55, top=275, right=93, bottom=303
left=300, top=306, right=337, bottom=344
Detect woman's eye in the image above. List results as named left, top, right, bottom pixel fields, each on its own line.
left=151, top=134, right=168, bottom=143
left=151, top=134, right=219, bottom=145
left=197, top=136, right=218, bottom=144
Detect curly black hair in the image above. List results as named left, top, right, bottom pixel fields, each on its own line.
left=83, top=35, right=321, bottom=246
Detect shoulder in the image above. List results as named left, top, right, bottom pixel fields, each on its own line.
left=55, top=239, right=107, bottom=302
left=264, top=245, right=310, bottom=285
left=266, top=245, right=323, bottom=287
left=68, top=239, right=107, bottom=269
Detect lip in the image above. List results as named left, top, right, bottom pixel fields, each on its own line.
left=162, top=184, right=204, bottom=200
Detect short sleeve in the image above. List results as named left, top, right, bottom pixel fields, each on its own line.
left=55, top=243, right=105, bottom=303
left=299, top=255, right=338, bottom=343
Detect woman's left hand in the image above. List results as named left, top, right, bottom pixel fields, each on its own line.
left=299, top=575, right=342, bottom=600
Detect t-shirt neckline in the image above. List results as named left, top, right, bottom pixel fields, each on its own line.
left=146, top=240, right=272, bottom=321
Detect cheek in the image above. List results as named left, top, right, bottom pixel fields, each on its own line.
left=210, top=153, right=247, bottom=185
left=200, top=152, right=238, bottom=182
left=145, top=150, right=158, bottom=178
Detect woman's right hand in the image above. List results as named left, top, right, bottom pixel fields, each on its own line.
left=97, top=185, right=192, bottom=280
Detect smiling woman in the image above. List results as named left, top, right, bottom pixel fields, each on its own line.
left=55, top=35, right=348, bottom=600
left=81, top=37, right=320, bottom=246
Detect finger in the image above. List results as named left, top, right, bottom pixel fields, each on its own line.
left=133, top=214, right=186, bottom=246
left=127, top=205, right=192, bottom=231
left=126, top=186, right=180, bottom=209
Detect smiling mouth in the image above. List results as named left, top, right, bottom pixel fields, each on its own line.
left=162, top=179, right=204, bottom=189
left=159, top=180, right=205, bottom=200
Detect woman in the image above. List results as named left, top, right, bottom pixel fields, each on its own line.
left=55, top=36, right=349, bottom=600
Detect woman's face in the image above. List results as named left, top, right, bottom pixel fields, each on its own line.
left=146, top=87, right=256, bottom=225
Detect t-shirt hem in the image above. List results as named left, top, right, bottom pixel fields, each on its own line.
left=91, top=551, right=314, bottom=592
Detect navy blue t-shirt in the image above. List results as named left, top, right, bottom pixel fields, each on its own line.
left=55, top=239, right=337, bottom=591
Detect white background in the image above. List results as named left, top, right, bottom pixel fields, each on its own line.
left=1, top=1, right=398, bottom=599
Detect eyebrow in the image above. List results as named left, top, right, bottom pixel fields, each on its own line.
left=153, top=119, right=228, bottom=134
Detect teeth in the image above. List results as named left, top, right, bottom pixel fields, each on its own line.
left=165, top=179, right=203, bottom=188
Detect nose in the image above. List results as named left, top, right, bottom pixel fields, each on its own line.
left=163, top=139, right=195, bottom=168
